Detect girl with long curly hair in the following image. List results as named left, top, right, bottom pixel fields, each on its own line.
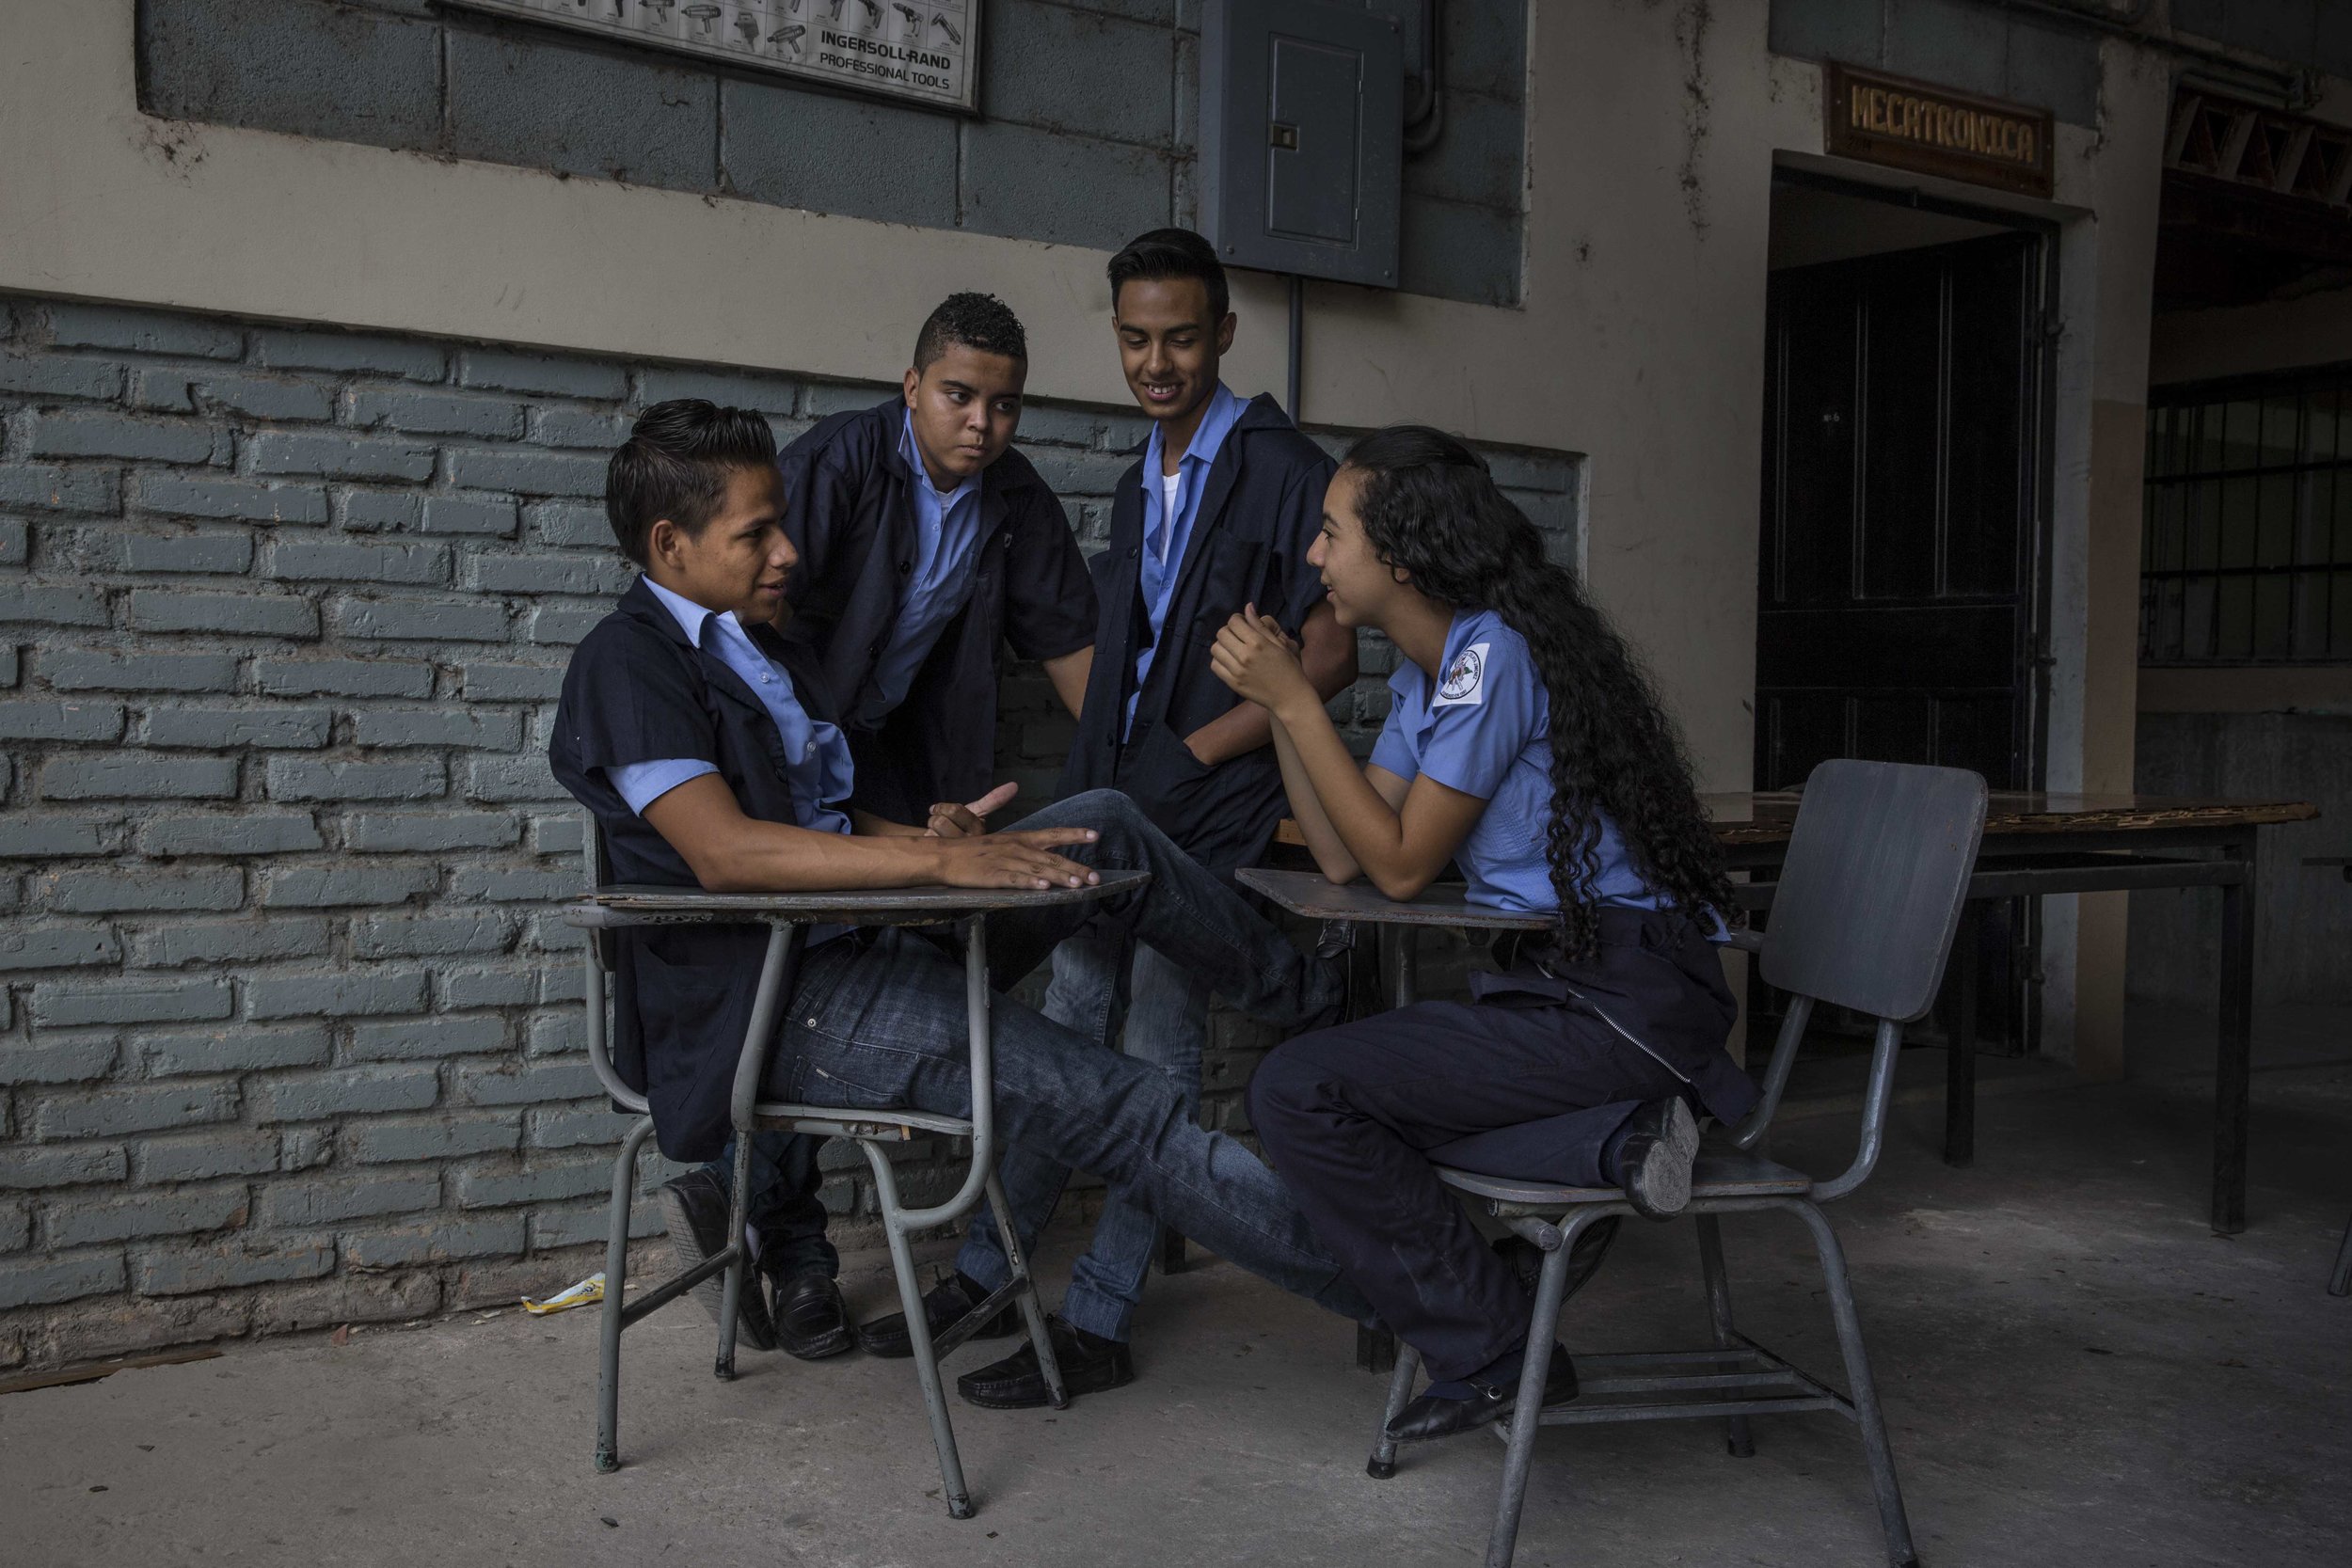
left=1211, top=425, right=1755, bottom=1445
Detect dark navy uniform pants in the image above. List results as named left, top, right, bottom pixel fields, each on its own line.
left=1248, top=998, right=1689, bottom=1382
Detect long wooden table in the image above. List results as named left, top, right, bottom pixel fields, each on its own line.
left=1279, top=791, right=2317, bottom=1235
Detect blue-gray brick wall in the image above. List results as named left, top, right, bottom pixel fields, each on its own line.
left=0, top=293, right=1578, bottom=1368
left=134, top=0, right=1530, bottom=309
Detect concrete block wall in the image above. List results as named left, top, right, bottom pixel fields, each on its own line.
left=135, top=0, right=1530, bottom=309
left=0, top=293, right=1580, bottom=1369
left=2128, top=711, right=2352, bottom=1008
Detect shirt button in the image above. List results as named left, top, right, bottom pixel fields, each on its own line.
left=898, top=560, right=913, bottom=576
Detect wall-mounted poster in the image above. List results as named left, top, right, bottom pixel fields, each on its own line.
left=450, top=0, right=981, bottom=114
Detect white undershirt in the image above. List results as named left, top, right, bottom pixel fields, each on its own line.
left=1156, top=469, right=1184, bottom=563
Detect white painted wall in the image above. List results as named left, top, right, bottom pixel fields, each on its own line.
left=2150, top=285, right=2352, bottom=386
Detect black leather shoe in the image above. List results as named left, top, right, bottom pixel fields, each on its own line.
left=1494, top=1215, right=1620, bottom=1304
left=1383, top=1345, right=1577, bottom=1444
left=768, top=1269, right=853, bottom=1361
left=655, top=1172, right=776, bottom=1353
left=1615, top=1098, right=1700, bottom=1220
left=1300, top=953, right=1351, bottom=1033
left=857, top=1271, right=1018, bottom=1359
left=956, top=1315, right=1135, bottom=1410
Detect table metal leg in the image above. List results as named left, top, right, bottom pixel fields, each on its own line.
left=1354, top=927, right=1418, bottom=1373
left=1945, top=901, right=1979, bottom=1167
left=2213, top=839, right=2255, bottom=1236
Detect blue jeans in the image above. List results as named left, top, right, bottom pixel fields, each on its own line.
left=735, top=791, right=1368, bottom=1326
left=955, top=930, right=1208, bottom=1339
left=697, top=1130, right=838, bottom=1280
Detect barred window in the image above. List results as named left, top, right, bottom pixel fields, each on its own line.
left=2141, top=367, right=2352, bottom=664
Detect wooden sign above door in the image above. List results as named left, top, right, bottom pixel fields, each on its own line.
left=1826, top=63, right=2055, bottom=199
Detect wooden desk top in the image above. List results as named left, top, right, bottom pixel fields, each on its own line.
left=1274, top=794, right=2315, bottom=851
left=1702, top=791, right=2316, bottom=847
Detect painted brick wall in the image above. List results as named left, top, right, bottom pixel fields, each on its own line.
left=0, top=293, right=1579, bottom=1369
left=135, top=0, right=1530, bottom=309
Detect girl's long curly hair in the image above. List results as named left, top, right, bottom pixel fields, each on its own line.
left=1343, top=425, right=1735, bottom=958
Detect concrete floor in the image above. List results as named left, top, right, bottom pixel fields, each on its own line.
left=5, top=1012, right=2349, bottom=1568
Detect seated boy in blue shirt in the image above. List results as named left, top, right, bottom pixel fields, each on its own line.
left=648, top=293, right=1096, bottom=1360
left=548, top=399, right=1372, bottom=1395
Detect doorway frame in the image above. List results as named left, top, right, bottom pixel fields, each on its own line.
left=1761, top=163, right=2065, bottom=1053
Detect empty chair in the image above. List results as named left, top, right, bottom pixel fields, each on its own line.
left=1364, top=759, right=1988, bottom=1568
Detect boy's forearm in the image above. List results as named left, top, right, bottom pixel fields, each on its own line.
left=662, top=808, right=947, bottom=894
left=1043, top=645, right=1093, bottom=720
left=1184, top=606, right=1356, bottom=766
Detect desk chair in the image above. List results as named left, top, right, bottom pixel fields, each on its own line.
left=569, top=815, right=1130, bottom=1519
left=1364, top=759, right=1987, bottom=1568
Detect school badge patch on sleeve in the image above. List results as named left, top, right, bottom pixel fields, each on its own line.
left=1434, top=642, right=1488, bottom=707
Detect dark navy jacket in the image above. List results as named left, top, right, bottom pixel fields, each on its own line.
left=777, top=400, right=1096, bottom=824
left=1059, top=393, right=1336, bottom=878
left=548, top=578, right=842, bottom=1163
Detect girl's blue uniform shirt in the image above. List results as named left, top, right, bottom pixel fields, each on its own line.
left=1370, top=608, right=1680, bottom=919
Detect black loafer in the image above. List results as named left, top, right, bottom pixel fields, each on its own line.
left=655, top=1172, right=776, bottom=1353
left=857, top=1271, right=1018, bottom=1359
left=769, top=1269, right=853, bottom=1361
left=1615, top=1098, right=1700, bottom=1221
left=956, top=1315, right=1135, bottom=1410
left=1383, top=1345, right=1577, bottom=1444
left=1494, top=1215, right=1620, bottom=1304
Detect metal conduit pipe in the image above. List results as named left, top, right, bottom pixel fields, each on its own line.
left=1403, top=0, right=1444, bottom=156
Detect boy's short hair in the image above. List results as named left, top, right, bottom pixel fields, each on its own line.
left=604, top=399, right=778, bottom=566
left=1106, top=227, right=1230, bottom=322
left=913, top=292, right=1028, bottom=372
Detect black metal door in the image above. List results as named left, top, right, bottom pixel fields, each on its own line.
left=1756, top=229, right=2045, bottom=1049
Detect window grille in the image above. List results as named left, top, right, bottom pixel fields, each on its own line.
left=2141, top=366, right=2352, bottom=664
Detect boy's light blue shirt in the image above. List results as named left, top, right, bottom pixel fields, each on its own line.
left=609, top=576, right=854, bottom=838
left=1126, top=381, right=1246, bottom=736
left=855, top=410, right=985, bottom=727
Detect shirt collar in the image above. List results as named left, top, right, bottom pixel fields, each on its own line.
left=1142, top=381, right=1245, bottom=483
left=640, top=574, right=730, bottom=650
left=898, top=409, right=980, bottom=509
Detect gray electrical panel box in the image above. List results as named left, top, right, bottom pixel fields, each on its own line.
left=1200, top=0, right=1404, bottom=290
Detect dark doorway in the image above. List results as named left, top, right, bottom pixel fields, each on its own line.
left=1756, top=230, right=2044, bottom=788
left=1756, top=186, right=2053, bottom=1053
